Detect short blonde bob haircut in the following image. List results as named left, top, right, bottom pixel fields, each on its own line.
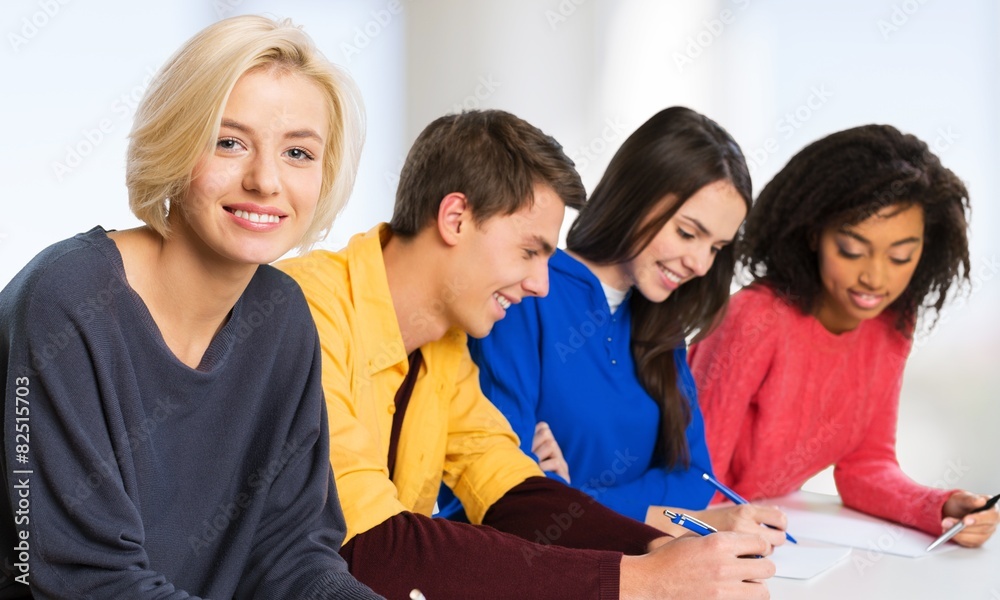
left=127, top=15, right=365, bottom=249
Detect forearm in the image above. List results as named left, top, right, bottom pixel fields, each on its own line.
left=482, top=476, right=667, bottom=554
left=835, top=461, right=953, bottom=535
left=341, top=511, right=621, bottom=600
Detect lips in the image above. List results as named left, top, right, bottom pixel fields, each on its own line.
left=657, top=263, right=683, bottom=290
left=848, top=290, right=886, bottom=310
left=493, top=292, right=512, bottom=310
left=224, top=203, right=287, bottom=231
left=232, top=209, right=280, bottom=224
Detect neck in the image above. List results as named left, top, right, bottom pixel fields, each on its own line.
left=565, top=249, right=630, bottom=291
left=383, top=231, right=451, bottom=354
left=812, top=298, right=861, bottom=335
left=111, top=225, right=256, bottom=368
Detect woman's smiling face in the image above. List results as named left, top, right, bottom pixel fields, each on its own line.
left=813, top=203, right=925, bottom=333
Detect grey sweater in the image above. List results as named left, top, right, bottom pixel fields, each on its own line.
left=0, top=227, right=380, bottom=599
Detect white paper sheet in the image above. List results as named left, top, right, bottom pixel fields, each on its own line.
left=767, top=491, right=958, bottom=558
left=771, top=542, right=851, bottom=579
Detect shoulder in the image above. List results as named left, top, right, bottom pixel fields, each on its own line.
left=276, top=248, right=348, bottom=300
left=1, top=228, right=122, bottom=317
left=246, top=265, right=312, bottom=320
left=868, top=308, right=913, bottom=357
left=715, top=284, right=795, bottom=339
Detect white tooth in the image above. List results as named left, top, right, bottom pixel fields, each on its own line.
left=269, top=214, right=279, bottom=224
left=235, top=210, right=246, bottom=220
left=251, top=212, right=262, bottom=223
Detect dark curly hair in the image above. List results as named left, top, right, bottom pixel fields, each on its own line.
left=740, top=124, right=971, bottom=335
left=567, top=106, right=752, bottom=470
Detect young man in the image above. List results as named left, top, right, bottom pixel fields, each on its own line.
left=279, top=110, right=774, bottom=599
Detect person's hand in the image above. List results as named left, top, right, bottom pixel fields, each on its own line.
left=941, top=490, right=999, bottom=548
left=695, top=504, right=789, bottom=551
left=646, top=504, right=788, bottom=553
left=532, top=421, right=570, bottom=483
left=620, top=532, right=774, bottom=600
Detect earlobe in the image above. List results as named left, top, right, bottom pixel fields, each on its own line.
left=437, top=192, right=468, bottom=247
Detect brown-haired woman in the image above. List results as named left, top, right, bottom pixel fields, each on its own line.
left=462, top=106, right=792, bottom=548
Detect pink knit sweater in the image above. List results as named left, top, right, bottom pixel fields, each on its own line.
left=689, top=283, right=952, bottom=535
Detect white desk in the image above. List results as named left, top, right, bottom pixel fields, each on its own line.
left=767, top=493, right=1000, bottom=599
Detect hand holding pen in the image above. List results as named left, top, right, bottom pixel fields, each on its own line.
left=663, top=509, right=764, bottom=560
left=701, top=472, right=798, bottom=544
left=927, top=491, right=1000, bottom=551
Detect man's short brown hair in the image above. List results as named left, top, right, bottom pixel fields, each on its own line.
left=390, top=110, right=585, bottom=236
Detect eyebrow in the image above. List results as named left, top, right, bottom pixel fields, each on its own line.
left=838, top=229, right=922, bottom=247
left=679, top=214, right=733, bottom=245
left=221, top=119, right=324, bottom=144
left=528, top=234, right=555, bottom=256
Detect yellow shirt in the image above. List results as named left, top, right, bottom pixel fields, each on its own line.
left=278, top=224, right=543, bottom=542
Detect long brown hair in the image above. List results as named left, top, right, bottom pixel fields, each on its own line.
left=566, top=106, right=751, bottom=469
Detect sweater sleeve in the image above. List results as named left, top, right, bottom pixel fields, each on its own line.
left=688, top=289, right=777, bottom=496
left=1, top=269, right=205, bottom=598
left=483, top=476, right=667, bottom=553
left=236, top=332, right=381, bottom=600
left=340, top=510, right=621, bottom=600
left=833, top=334, right=953, bottom=535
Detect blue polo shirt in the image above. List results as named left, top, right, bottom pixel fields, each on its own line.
left=467, top=249, right=715, bottom=521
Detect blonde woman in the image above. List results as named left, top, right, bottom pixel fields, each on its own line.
left=0, top=15, right=379, bottom=598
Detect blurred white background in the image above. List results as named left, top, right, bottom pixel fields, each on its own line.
left=1, top=0, right=997, bottom=498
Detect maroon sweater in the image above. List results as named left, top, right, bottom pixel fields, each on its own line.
left=340, top=351, right=667, bottom=599
left=340, top=477, right=664, bottom=599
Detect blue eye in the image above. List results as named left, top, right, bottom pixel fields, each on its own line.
left=285, top=147, right=315, bottom=161
left=217, top=137, right=245, bottom=152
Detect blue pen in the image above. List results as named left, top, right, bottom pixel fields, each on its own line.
left=663, top=509, right=718, bottom=536
left=664, top=509, right=764, bottom=559
left=701, top=472, right=798, bottom=544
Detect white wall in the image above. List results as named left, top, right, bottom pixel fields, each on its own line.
left=2, top=0, right=997, bottom=498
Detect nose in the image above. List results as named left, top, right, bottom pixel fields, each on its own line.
left=522, top=260, right=551, bottom=298
left=681, top=243, right=714, bottom=278
left=243, top=152, right=282, bottom=196
left=858, top=257, right=887, bottom=289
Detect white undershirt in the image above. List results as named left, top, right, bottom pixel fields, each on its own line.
left=600, top=281, right=628, bottom=314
